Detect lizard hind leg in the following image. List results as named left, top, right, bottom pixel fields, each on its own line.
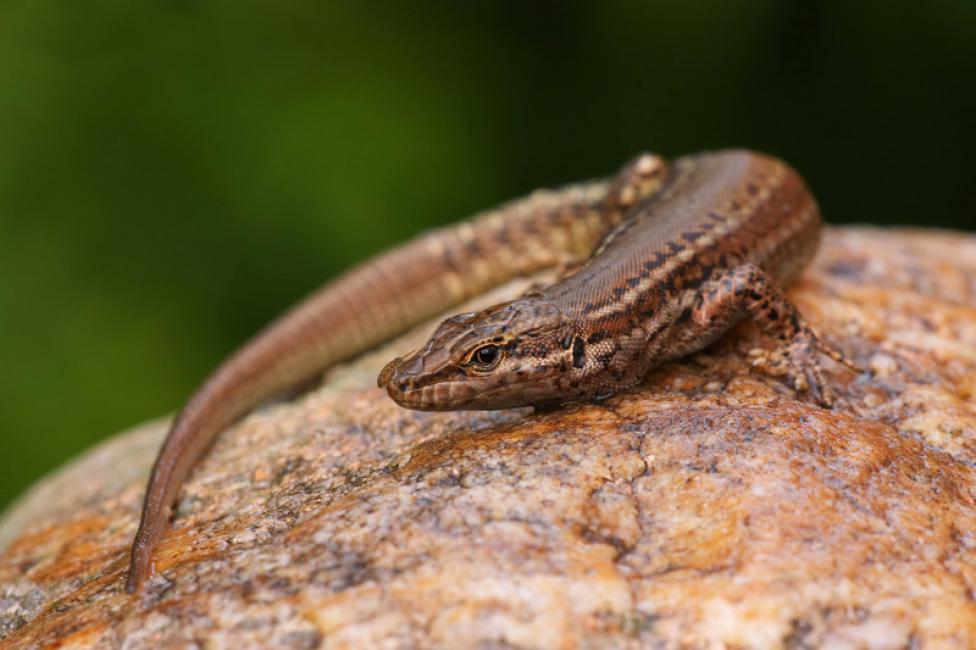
left=689, top=263, right=856, bottom=407
left=605, top=152, right=669, bottom=211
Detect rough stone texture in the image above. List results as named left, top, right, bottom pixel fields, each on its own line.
left=2, top=227, right=975, bottom=649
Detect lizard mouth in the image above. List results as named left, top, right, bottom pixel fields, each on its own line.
left=377, top=352, right=482, bottom=411
left=376, top=353, right=435, bottom=409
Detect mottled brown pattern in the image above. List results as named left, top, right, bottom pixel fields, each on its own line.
left=126, top=153, right=667, bottom=592
left=383, top=151, right=841, bottom=412
left=1, top=228, right=976, bottom=649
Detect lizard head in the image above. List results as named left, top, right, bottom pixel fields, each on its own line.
left=378, top=297, right=576, bottom=410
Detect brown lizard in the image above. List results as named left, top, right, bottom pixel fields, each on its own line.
left=126, top=149, right=853, bottom=592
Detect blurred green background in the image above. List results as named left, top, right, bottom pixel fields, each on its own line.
left=1, top=1, right=974, bottom=510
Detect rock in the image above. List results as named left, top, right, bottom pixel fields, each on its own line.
left=1, top=227, right=975, bottom=649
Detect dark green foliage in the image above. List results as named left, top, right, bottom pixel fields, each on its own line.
left=1, top=1, right=973, bottom=508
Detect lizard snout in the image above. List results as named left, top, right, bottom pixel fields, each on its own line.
left=377, top=355, right=403, bottom=389
left=377, top=352, right=427, bottom=407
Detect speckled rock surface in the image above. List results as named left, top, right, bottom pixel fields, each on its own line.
left=1, top=227, right=975, bottom=649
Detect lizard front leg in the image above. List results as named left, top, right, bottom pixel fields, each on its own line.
left=682, top=263, right=855, bottom=406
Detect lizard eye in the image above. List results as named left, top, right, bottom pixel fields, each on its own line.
left=469, top=344, right=502, bottom=370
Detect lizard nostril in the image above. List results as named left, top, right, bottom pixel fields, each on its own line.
left=377, top=356, right=403, bottom=388
left=398, top=381, right=408, bottom=393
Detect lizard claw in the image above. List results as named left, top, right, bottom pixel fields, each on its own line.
left=785, top=334, right=833, bottom=407
left=750, top=329, right=855, bottom=408
left=814, top=333, right=862, bottom=373
left=785, top=327, right=860, bottom=407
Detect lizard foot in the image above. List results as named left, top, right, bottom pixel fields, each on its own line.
left=750, top=327, right=857, bottom=407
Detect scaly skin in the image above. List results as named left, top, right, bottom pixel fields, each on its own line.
left=379, top=150, right=854, bottom=411
left=128, top=149, right=854, bottom=593
left=125, top=152, right=667, bottom=592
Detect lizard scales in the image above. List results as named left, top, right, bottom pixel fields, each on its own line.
left=127, top=149, right=849, bottom=592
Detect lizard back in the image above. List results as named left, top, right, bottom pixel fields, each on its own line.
left=545, top=150, right=822, bottom=323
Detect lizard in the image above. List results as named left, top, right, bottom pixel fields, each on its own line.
left=126, top=149, right=853, bottom=593
left=378, top=149, right=854, bottom=411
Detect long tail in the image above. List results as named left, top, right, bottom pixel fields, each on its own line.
left=125, top=154, right=665, bottom=592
